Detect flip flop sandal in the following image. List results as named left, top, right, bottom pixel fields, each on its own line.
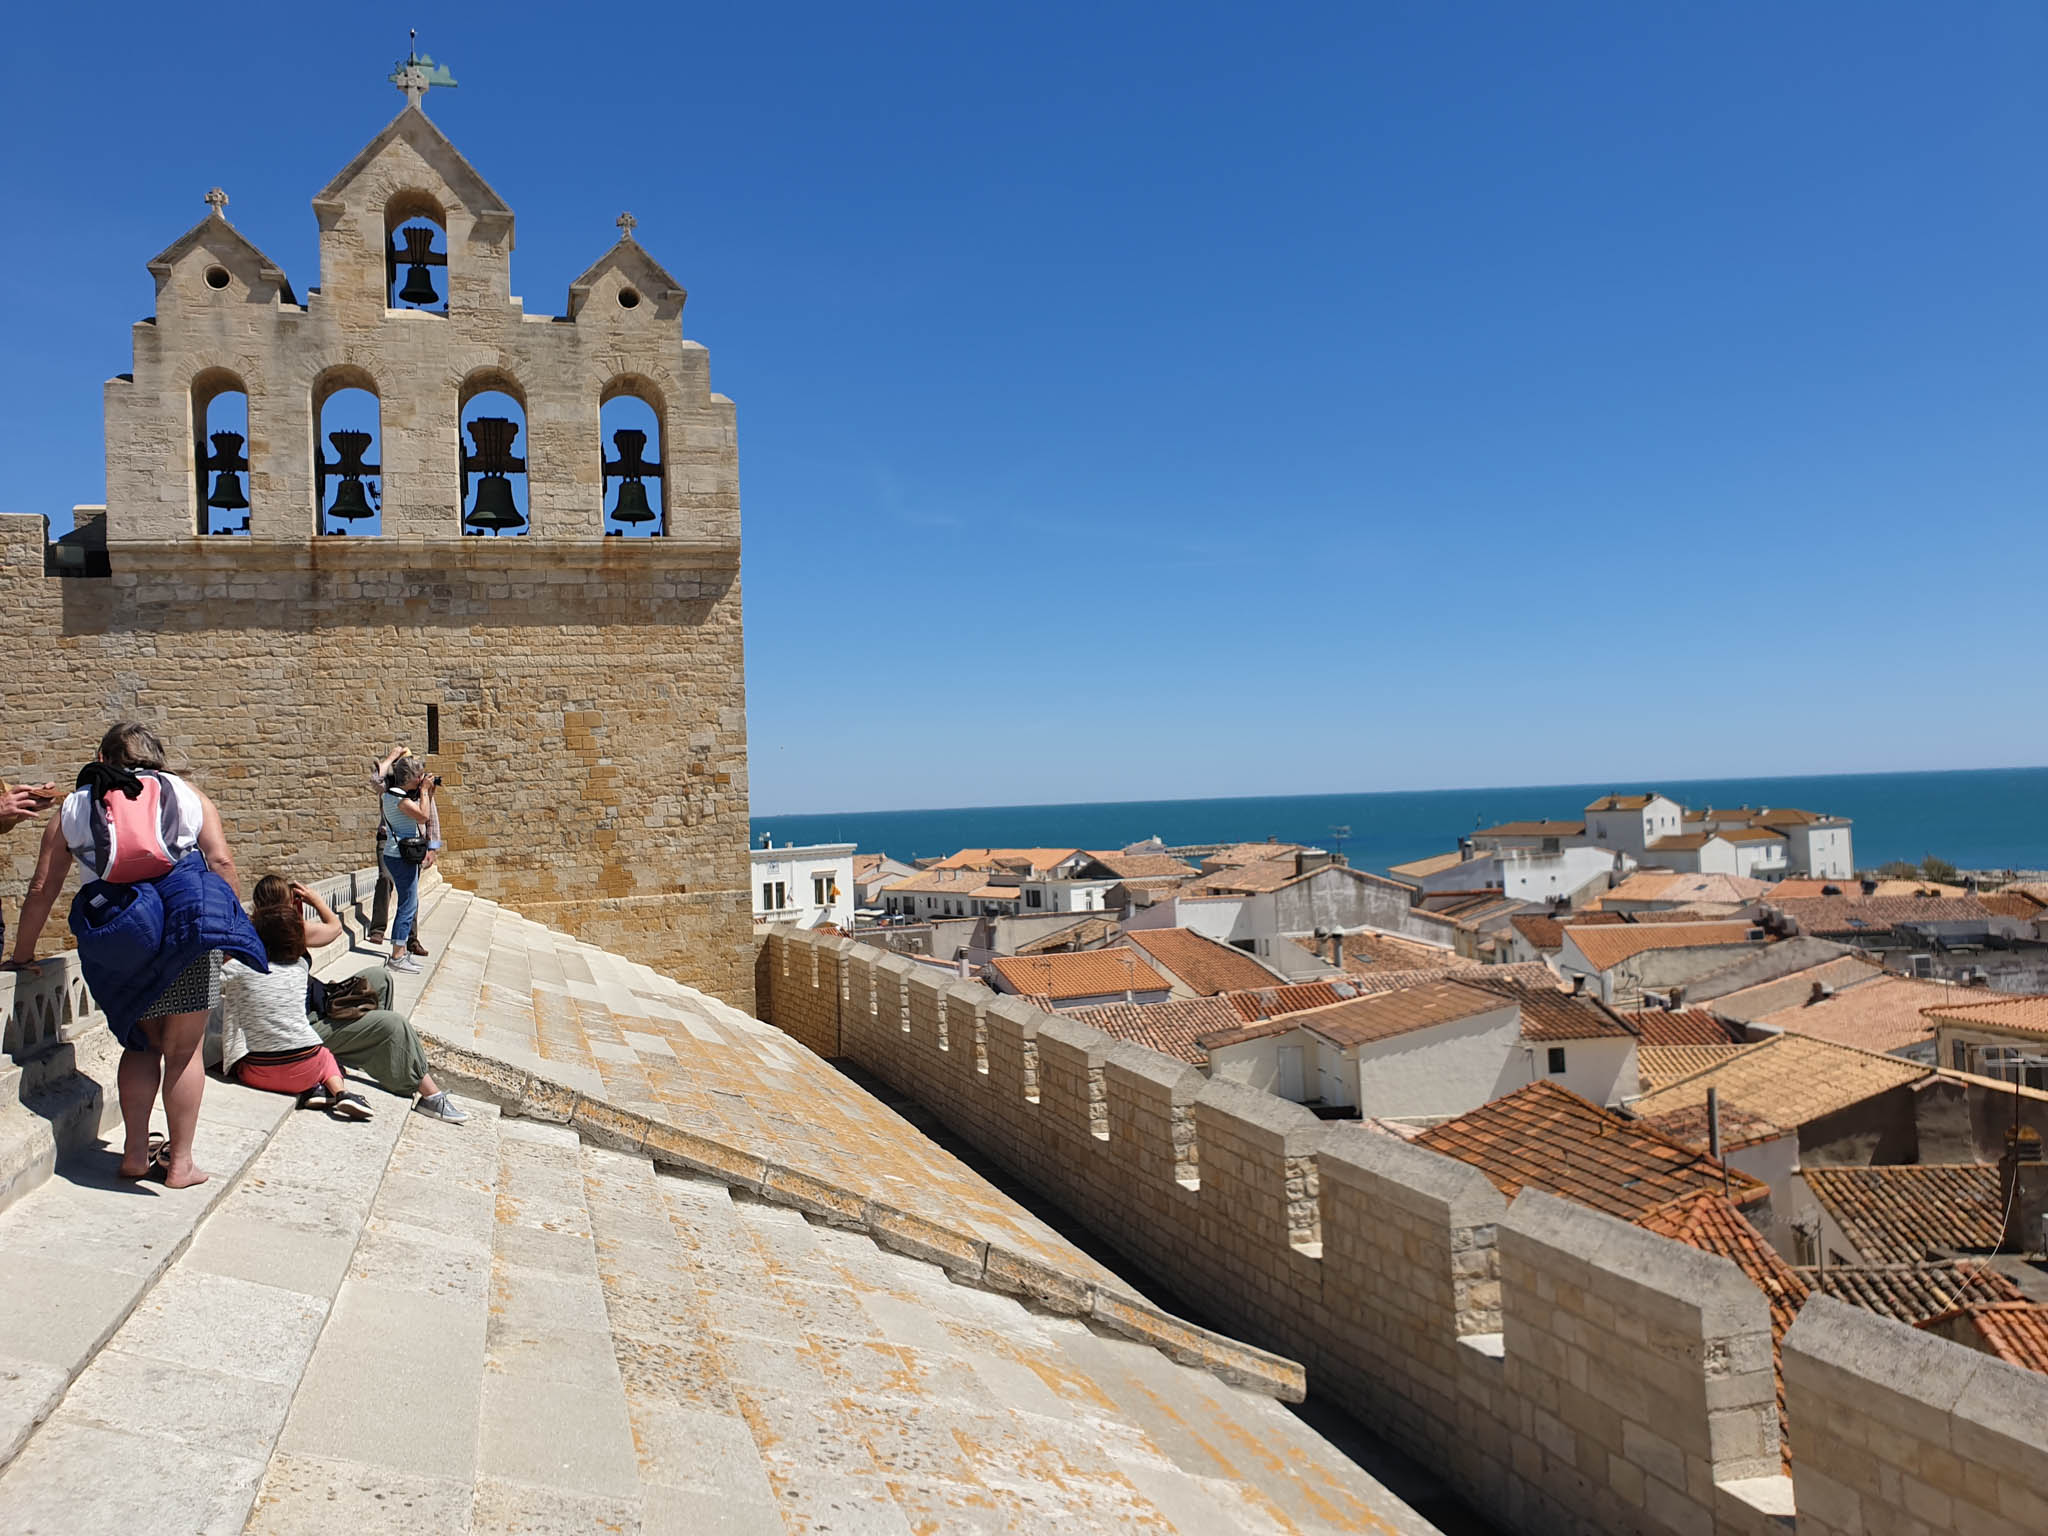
left=119, top=1134, right=170, bottom=1179
left=327, top=1092, right=374, bottom=1123
left=296, top=1085, right=334, bottom=1113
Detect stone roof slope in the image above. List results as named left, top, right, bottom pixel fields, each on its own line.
left=1801, top=1164, right=2005, bottom=1264
left=1798, top=1261, right=2025, bottom=1322
left=1631, top=1033, right=1928, bottom=1130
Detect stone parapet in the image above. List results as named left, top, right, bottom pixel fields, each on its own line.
left=759, top=926, right=2039, bottom=1536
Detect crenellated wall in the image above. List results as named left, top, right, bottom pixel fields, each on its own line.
left=760, top=926, right=2048, bottom=1536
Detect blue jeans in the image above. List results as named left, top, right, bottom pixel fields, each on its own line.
left=381, top=853, right=420, bottom=946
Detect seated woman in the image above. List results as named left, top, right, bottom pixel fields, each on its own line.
left=252, top=875, right=466, bottom=1123
left=222, top=904, right=372, bottom=1119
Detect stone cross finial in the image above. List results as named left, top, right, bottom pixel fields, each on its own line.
left=205, top=188, right=229, bottom=218
left=616, top=212, right=638, bottom=240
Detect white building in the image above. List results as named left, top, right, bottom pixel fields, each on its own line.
left=1641, top=828, right=1788, bottom=879
left=751, top=840, right=856, bottom=930
left=1201, top=978, right=1638, bottom=1120
left=1583, top=793, right=1685, bottom=862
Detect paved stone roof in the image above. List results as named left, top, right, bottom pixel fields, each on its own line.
left=1771, top=894, right=1994, bottom=937
left=1802, top=1164, right=2005, bottom=1264
left=1059, top=996, right=1241, bottom=1066
left=986, top=948, right=1171, bottom=1002
left=1625, top=1007, right=1746, bottom=1046
left=1918, top=1302, right=2048, bottom=1374
left=1706, top=956, right=1885, bottom=1023
left=1635, top=1192, right=1803, bottom=1469
left=1923, top=994, right=2048, bottom=1038
left=1755, top=975, right=1948, bottom=1056
left=1123, top=927, right=1279, bottom=996
left=1798, top=1261, right=2026, bottom=1322
left=1412, top=1081, right=1766, bottom=1221
left=1561, top=921, right=1761, bottom=972
left=1600, top=871, right=1771, bottom=906
left=1631, top=1033, right=1928, bottom=1129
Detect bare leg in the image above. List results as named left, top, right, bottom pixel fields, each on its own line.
left=148, top=1011, right=211, bottom=1188
left=418, top=1071, right=440, bottom=1098
left=116, top=1048, right=163, bottom=1177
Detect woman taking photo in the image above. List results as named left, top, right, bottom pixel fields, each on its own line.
left=220, top=902, right=372, bottom=1121
left=379, top=755, right=436, bottom=974
left=3, top=724, right=257, bottom=1187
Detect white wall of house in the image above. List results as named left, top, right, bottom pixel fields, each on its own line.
left=752, top=842, right=856, bottom=929
left=1525, top=1035, right=1639, bottom=1107
left=1016, top=879, right=1118, bottom=913
left=1586, top=795, right=1683, bottom=860
left=1499, top=846, right=1618, bottom=904
left=1787, top=824, right=1854, bottom=879
left=1727, top=840, right=1789, bottom=879
left=1408, top=854, right=1503, bottom=893
left=1348, top=1006, right=1522, bottom=1118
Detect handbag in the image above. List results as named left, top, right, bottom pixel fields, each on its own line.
left=313, top=974, right=378, bottom=1024
left=397, top=835, right=429, bottom=865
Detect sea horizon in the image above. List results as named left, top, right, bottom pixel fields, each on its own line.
left=751, top=765, right=2048, bottom=877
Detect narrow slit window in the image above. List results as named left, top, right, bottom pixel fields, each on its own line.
left=425, top=704, right=440, bottom=755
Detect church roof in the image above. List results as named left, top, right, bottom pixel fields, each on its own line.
left=313, top=103, right=513, bottom=236
left=145, top=213, right=296, bottom=304
left=566, top=233, right=688, bottom=320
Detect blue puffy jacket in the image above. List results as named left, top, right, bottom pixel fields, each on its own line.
left=69, top=851, right=267, bottom=1047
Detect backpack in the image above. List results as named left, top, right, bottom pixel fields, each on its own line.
left=92, top=771, right=181, bottom=884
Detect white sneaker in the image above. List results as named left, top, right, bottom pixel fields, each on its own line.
left=388, top=952, right=422, bottom=974
left=414, top=1091, right=468, bottom=1123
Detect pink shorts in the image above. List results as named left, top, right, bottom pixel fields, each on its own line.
left=235, top=1047, right=338, bottom=1096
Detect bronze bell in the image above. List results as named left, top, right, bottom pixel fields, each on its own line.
left=203, top=430, right=250, bottom=520
left=395, top=226, right=442, bottom=307
left=464, top=476, right=524, bottom=533
left=327, top=480, right=375, bottom=522
left=609, top=479, right=655, bottom=525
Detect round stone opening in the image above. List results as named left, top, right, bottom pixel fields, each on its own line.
left=204, top=266, right=232, bottom=290
left=617, top=287, right=641, bottom=309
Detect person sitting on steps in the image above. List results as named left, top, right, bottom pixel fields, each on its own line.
left=251, top=874, right=466, bottom=1122
left=221, top=905, right=372, bottom=1120
left=366, top=745, right=435, bottom=955
left=379, top=755, right=437, bottom=975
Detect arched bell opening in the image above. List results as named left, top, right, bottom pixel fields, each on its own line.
left=384, top=190, right=449, bottom=314
left=191, top=368, right=251, bottom=536
left=459, top=375, right=529, bottom=537
left=599, top=378, right=666, bottom=538
left=313, top=368, right=383, bottom=536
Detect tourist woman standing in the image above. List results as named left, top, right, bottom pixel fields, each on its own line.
left=3, top=724, right=258, bottom=1187
left=380, top=755, right=437, bottom=974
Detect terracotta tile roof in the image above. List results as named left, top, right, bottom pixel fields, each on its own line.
left=1289, top=930, right=1480, bottom=975
left=1181, top=855, right=1305, bottom=896
left=1918, top=1302, right=2048, bottom=1373
left=985, top=947, right=1171, bottom=1002
left=930, top=848, right=1082, bottom=874
left=1636, top=1043, right=1765, bottom=1091
left=1753, top=806, right=1828, bottom=827
left=1636, top=1192, right=1804, bottom=1469
left=1510, top=912, right=1614, bottom=951
left=1086, top=852, right=1199, bottom=881
left=1625, top=1008, right=1745, bottom=1046
left=1387, top=850, right=1472, bottom=879
left=1771, top=879, right=1966, bottom=900
left=1012, top=915, right=1119, bottom=956
left=1718, top=827, right=1788, bottom=845
left=1223, top=980, right=1356, bottom=1023
left=1803, top=1164, right=2004, bottom=1264
left=1601, top=871, right=1772, bottom=906
left=1060, top=996, right=1241, bottom=1067
left=1585, top=794, right=1659, bottom=812
left=1923, top=994, right=2048, bottom=1038
left=1756, top=976, right=1948, bottom=1056
left=1646, top=833, right=1719, bottom=853
left=1632, top=1033, right=1928, bottom=1129
left=1707, top=956, right=1886, bottom=1023
left=1257, top=979, right=1513, bottom=1049
left=1470, top=979, right=1634, bottom=1041
left=884, top=868, right=1021, bottom=898
left=1124, top=928, right=1279, bottom=996
left=1799, top=1261, right=2025, bottom=1322
left=1413, top=1081, right=1766, bottom=1221
left=1979, top=892, right=2046, bottom=918
left=1561, top=921, right=1762, bottom=973
left=1771, top=894, right=1993, bottom=937
left=1472, top=820, right=1585, bottom=839
left=1200, top=840, right=1304, bottom=871
left=1632, top=1098, right=1787, bottom=1151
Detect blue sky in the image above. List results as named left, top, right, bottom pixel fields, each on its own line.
left=3, top=4, right=2042, bottom=814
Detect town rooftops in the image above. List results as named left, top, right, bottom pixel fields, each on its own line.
left=1624, top=1007, right=1746, bottom=1046
left=1636, top=1042, right=1765, bottom=1092
left=986, top=947, right=1172, bottom=1002
left=928, top=848, right=1083, bottom=875
left=1013, top=915, right=1120, bottom=956
left=1917, top=1303, right=2048, bottom=1374
left=1471, top=820, right=1585, bottom=839
left=1770, top=894, right=1994, bottom=937
left=1923, top=994, right=2048, bottom=1038
left=1560, top=920, right=1762, bottom=972
left=1631, top=1033, right=1928, bottom=1129
left=1060, top=995, right=1242, bottom=1067
left=1599, top=871, right=1771, bottom=907
left=1802, top=1164, right=2004, bottom=1264
left=1585, top=793, right=1661, bottom=812
left=1475, top=978, right=1635, bottom=1041
left=1413, top=1081, right=1767, bottom=1221
left=1645, top=833, right=1718, bottom=853
left=1223, top=980, right=1357, bottom=1023
left=1123, top=927, right=1278, bottom=996
left=1755, top=975, right=1949, bottom=1057
left=1707, top=955, right=1885, bottom=1023
left=1085, top=851, right=1199, bottom=881
left=883, top=867, right=1021, bottom=898
left=1717, top=826, right=1789, bottom=845
left=1199, top=839, right=1305, bottom=872
left=1205, top=979, right=1513, bottom=1051
left=1386, top=850, right=1472, bottom=879
left=1290, top=930, right=1478, bottom=975
left=1633, top=1098, right=1787, bottom=1152
left=1800, top=1261, right=2026, bottom=1324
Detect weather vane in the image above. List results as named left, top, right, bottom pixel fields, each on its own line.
left=389, top=30, right=458, bottom=109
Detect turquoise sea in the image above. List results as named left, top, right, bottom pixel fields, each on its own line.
left=751, top=768, right=2048, bottom=877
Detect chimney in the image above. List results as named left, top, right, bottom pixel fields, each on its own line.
left=1809, top=981, right=1828, bottom=1006
left=1458, top=837, right=1474, bottom=861
left=1668, top=985, right=1683, bottom=1008
left=1569, top=973, right=1586, bottom=995
left=1332, top=931, right=1345, bottom=969
left=1860, top=877, right=1878, bottom=897
left=1999, top=1126, right=2045, bottom=1254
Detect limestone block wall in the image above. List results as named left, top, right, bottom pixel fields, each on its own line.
left=0, top=519, right=754, bottom=1006
left=761, top=927, right=2048, bottom=1536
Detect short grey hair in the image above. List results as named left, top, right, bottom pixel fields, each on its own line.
left=388, top=754, right=426, bottom=790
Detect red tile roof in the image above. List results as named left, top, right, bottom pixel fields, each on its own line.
left=1236, top=979, right=1512, bottom=1050
left=985, top=947, right=1171, bottom=1002
left=1562, top=922, right=1762, bottom=972
left=1756, top=976, right=1947, bottom=1056
left=1918, top=1302, right=2048, bottom=1374
left=1799, top=1261, right=2024, bottom=1323
left=1633, top=1097, right=1787, bottom=1150
left=1413, top=1081, right=1766, bottom=1222
left=1472, top=820, right=1585, bottom=839
left=1124, top=928, right=1279, bottom=997
left=1637, top=1193, right=1804, bottom=1469
left=1059, top=996, right=1241, bottom=1067
left=1923, top=994, right=2048, bottom=1039
left=1802, top=1164, right=2004, bottom=1264
left=1625, top=1007, right=1745, bottom=1046
left=1772, top=895, right=1993, bottom=937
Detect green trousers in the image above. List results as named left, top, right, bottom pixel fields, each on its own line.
left=311, top=965, right=428, bottom=1096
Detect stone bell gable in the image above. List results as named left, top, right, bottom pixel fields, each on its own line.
left=103, top=99, right=736, bottom=546
left=7, top=89, right=755, bottom=1007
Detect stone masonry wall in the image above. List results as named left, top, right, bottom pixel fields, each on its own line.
left=762, top=927, right=2048, bottom=1536
left=1, top=521, right=754, bottom=1006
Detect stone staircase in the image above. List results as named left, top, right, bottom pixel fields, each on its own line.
left=0, top=875, right=1444, bottom=1534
